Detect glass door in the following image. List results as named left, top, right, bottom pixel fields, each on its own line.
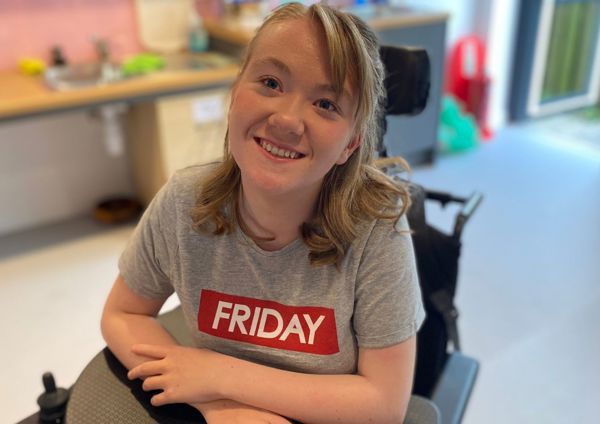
left=510, top=0, right=600, bottom=120
left=528, top=0, right=600, bottom=116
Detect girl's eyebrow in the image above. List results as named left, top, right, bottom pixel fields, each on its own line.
left=253, top=57, right=291, bottom=75
left=314, top=83, right=351, bottom=102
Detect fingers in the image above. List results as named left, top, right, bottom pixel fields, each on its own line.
left=128, top=360, right=164, bottom=380
left=150, top=391, right=170, bottom=407
left=141, top=375, right=165, bottom=392
left=131, top=343, right=169, bottom=359
left=128, top=344, right=170, bottom=380
left=136, top=375, right=173, bottom=407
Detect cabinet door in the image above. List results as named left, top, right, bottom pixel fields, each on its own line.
left=157, top=87, right=230, bottom=177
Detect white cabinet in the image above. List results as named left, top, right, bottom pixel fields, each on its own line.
left=127, top=86, right=230, bottom=205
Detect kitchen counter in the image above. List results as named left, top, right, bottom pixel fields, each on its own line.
left=0, top=55, right=239, bottom=122
left=204, top=5, right=449, bottom=46
left=0, top=5, right=447, bottom=124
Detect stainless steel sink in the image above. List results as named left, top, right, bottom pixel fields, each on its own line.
left=45, top=62, right=123, bottom=91
left=43, top=52, right=237, bottom=91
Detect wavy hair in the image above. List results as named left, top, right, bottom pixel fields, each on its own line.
left=191, top=2, right=410, bottom=267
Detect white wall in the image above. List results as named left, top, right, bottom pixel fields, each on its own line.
left=0, top=112, right=134, bottom=236
left=400, top=0, right=480, bottom=47
left=482, top=0, right=520, bottom=129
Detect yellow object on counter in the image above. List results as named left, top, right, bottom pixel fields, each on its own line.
left=18, top=58, right=47, bottom=76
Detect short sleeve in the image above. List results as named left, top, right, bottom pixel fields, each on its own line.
left=353, top=214, right=425, bottom=348
left=118, top=178, right=179, bottom=300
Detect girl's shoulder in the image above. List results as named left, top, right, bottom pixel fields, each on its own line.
left=170, top=162, right=220, bottom=188
left=166, top=162, right=221, bottom=201
left=348, top=213, right=410, bottom=263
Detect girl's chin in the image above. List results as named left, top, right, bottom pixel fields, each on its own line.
left=243, top=175, right=294, bottom=196
left=241, top=171, right=319, bottom=199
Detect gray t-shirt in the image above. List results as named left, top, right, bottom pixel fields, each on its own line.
left=119, top=164, right=425, bottom=375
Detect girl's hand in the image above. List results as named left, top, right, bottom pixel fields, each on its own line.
left=193, top=400, right=294, bottom=424
left=127, top=344, right=225, bottom=406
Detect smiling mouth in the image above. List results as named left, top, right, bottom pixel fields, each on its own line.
left=255, top=138, right=304, bottom=159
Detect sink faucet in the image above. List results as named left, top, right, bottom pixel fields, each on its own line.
left=91, top=36, right=120, bottom=82
left=91, top=36, right=110, bottom=63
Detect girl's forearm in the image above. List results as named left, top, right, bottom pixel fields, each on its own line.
left=101, top=311, right=178, bottom=370
left=192, top=400, right=295, bottom=424
left=103, top=311, right=404, bottom=423
left=217, top=355, right=403, bottom=424
left=101, top=315, right=292, bottom=421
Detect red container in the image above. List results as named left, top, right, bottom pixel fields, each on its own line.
left=446, top=36, right=493, bottom=139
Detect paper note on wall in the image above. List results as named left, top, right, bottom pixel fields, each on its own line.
left=191, top=95, right=225, bottom=124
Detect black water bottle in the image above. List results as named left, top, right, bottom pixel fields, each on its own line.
left=50, top=46, right=67, bottom=67
left=37, top=372, right=69, bottom=424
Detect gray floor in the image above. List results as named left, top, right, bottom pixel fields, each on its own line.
left=1, top=120, right=599, bottom=423
left=411, top=120, right=600, bottom=423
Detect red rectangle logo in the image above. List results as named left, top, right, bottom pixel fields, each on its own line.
left=198, top=289, right=339, bottom=355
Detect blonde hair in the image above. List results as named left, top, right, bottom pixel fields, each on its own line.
left=191, top=2, right=410, bottom=267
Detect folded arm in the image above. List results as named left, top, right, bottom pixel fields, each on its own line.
left=101, top=274, right=292, bottom=422
left=129, top=335, right=416, bottom=424
left=233, top=339, right=416, bottom=424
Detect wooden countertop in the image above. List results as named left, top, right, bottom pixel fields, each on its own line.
left=0, top=6, right=446, bottom=122
left=354, top=6, right=449, bottom=31
left=0, top=60, right=238, bottom=122
left=205, top=5, right=449, bottom=46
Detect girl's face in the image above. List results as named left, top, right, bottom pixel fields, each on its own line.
left=227, top=17, right=360, bottom=203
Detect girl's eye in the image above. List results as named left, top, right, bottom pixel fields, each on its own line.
left=316, top=99, right=338, bottom=113
left=262, top=78, right=280, bottom=90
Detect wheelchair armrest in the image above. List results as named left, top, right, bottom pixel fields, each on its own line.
left=452, top=192, right=483, bottom=239
left=423, top=190, right=483, bottom=240
left=404, top=395, right=441, bottom=424
left=430, top=352, right=479, bottom=424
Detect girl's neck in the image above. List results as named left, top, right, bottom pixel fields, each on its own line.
left=238, top=184, right=318, bottom=251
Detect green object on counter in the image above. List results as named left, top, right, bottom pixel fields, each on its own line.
left=121, top=53, right=165, bottom=76
left=438, top=95, right=479, bottom=153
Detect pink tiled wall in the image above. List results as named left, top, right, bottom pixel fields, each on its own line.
left=0, top=0, right=357, bottom=71
left=0, top=0, right=222, bottom=71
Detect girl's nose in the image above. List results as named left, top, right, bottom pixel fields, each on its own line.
left=267, top=99, right=305, bottom=137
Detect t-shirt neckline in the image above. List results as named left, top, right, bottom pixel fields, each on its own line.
left=235, top=225, right=304, bottom=257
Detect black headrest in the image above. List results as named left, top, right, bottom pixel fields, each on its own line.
left=379, top=45, right=431, bottom=116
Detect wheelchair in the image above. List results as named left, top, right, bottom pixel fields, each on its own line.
left=374, top=45, right=482, bottom=424
left=25, top=45, right=481, bottom=424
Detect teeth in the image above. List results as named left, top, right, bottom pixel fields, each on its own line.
left=259, top=139, right=300, bottom=159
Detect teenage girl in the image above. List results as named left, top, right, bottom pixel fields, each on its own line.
left=101, top=3, right=424, bottom=423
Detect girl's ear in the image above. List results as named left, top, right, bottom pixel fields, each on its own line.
left=335, top=135, right=362, bottom=165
